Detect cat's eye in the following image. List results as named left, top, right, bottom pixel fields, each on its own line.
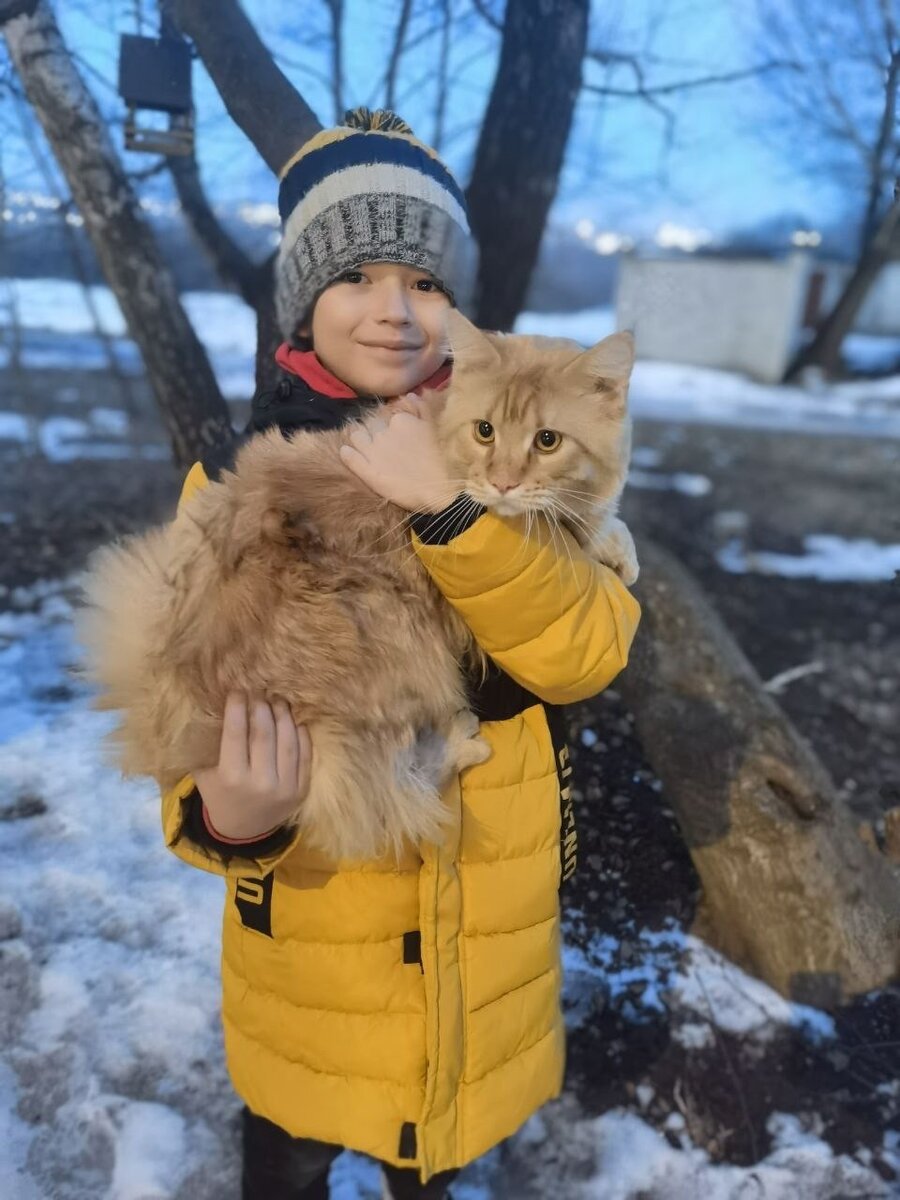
left=473, top=420, right=495, bottom=444
left=534, top=429, right=562, bottom=452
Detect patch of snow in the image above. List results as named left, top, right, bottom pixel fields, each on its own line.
left=672, top=1021, right=715, bottom=1050
left=572, top=1106, right=884, bottom=1199
left=629, top=467, right=713, bottom=496
left=718, top=534, right=900, bottom=583
left=107, top=1098, right=189, bottom=1199
left=0, top=582, right=229, bottom=1197
left=564, top=923, right=834, bottom=1045
left=843, top=333, right=900, bottom=374
left=515, top=305, right=617, bottom=345
left=89, top=407, right=129, bottom=437
left=0, top=412, right=30, bottom=443
left=631, top=445, right=663, bottom=467
left=0, top=413, right=165, bottom=462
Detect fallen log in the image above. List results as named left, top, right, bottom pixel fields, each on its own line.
left=617, top=537, right=900, bottom=1008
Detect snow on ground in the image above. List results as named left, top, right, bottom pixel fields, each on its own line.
left=1, top=280, right=257, bottom=399
left=1, top=583, right=896, bottom=1197
left=718, top=534, right=900, bottom=582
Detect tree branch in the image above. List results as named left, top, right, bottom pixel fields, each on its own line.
left=384, top=0, right=414, bottom=110
left=469, top=0, right=501, bottom=33
left=162, top=0, right=321, bottom=174
left=321, top=0, right=344, bottom=123
left=432, top=0, right=452, bottom=151
left=583, top=57, right=800, bottom=99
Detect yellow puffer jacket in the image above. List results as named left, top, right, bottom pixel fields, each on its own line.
left=162, top=459, right=640, bottom=1184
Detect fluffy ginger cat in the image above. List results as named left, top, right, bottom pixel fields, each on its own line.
left=76, top=310, right=637, bottom=863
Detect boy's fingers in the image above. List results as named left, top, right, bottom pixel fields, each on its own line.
left=219, top=691, right=249, bottom=776
left=346, top=424, right=374, bottom=450
left=339, top=444, right=374, bottom=483
left=248, top=698, right=278, bottom=787
left=273, top=699, right=298, bottom=789
left=295, top=723, right=312, bottom=799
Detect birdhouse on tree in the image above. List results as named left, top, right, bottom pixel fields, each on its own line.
left=118, top=33, right=194, bottom=156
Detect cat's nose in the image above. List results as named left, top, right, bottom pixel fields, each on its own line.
left=489, top=478, right=518, bottom=493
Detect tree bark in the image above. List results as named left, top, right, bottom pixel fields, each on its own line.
left=3, top=2, right=234, bottom=469
left=786, top=191, right=900, bottom=380
left=618, top=538, right=900, bottom=1006
left=465, top=0, right=589, bottom=330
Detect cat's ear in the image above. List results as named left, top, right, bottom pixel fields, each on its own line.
left=443, top=308, right=501, bottom=371
left=564, top=331, right=635, bottom=393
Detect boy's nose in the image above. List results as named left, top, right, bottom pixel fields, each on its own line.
left=374, top=280, right=414, bottom=323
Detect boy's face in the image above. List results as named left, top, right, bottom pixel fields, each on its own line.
left=303, top=262, right=451, bottom=397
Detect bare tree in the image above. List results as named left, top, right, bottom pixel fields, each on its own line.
left=466, top=0, right=590, bottom=329
left=2, top=0, right=234, bottom=468
left=753, top=0, right=900, bottom=376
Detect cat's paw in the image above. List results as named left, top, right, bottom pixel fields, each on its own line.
left=446, top=709, right=492, bottom=771
left=590, top=517, right=640, bottom=585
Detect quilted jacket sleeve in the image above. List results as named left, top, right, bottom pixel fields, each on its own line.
left=410, top=499, right=641, bottom=705
left=160, top=462, right=302, bottom=879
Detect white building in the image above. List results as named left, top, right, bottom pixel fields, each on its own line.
left=616, top=253, right=900, bottom=383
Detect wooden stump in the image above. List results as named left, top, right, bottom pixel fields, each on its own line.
left=617, top=538, right=900, bottom=1007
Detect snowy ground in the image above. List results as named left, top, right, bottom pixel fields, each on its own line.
left=1, top=282, right=898, bottom=1196
left=1, top=580, right=896, bottom=1199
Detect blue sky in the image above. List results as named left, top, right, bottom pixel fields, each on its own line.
left=4, top=0, right=852, bottom=242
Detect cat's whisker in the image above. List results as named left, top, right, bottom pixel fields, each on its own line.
left=553, top=507, right=582, bottom=584
left=549, top=486, right=619, bottom=500
left=544, top=497, right=597, bottom=546
left=550, top=512, right=570, bottom=612
left=542, top=504, right=581, bottom=593
left=356, top=481, right=480, bottom=554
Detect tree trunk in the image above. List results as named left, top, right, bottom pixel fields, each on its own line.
left=2, top=2, right=234, bottom=469
left=465, top=0, right=589, bottom=330
left=617, top=538, right=900, bottom=1007
left=167, top=142, right=280, bottom=392
left=786, top=191, right=900, bottom=380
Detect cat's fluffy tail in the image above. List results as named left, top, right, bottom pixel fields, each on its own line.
left=74, top=524, right=197, bottom=782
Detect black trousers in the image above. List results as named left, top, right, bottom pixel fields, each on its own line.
left=241, top=1108, right=460, bottom=1199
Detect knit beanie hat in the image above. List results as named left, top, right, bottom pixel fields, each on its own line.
left=275, top=107, right=476, bottom=339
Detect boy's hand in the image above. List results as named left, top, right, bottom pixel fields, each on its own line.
left=193, top=692, right=311, bottom=840
left=339, top=398, right=459, bottom=513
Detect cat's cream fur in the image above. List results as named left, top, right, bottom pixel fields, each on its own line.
left=76, top=310, right=636, bottom=862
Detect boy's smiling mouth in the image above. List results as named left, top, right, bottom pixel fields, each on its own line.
left=361, top=341, right=423, bottom=352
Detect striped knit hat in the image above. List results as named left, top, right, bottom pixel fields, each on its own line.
left=275, top=108, right=476, bottom=339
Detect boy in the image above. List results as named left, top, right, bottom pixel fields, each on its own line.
left=162, top=109, right=641, bottom=1199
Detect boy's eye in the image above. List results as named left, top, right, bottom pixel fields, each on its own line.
left=338, top=270, right=365, bottom=284
left=534, top=429, right=562, bottom=452
left=415, top=278, right=444, bottom=293
left=473, top=420, right=495, bottom=444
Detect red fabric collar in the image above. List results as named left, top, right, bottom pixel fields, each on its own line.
left=274, top=343, right=452, bottom=398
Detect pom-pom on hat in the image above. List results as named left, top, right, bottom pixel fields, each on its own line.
left=275, top=107, right=476, bottom=339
